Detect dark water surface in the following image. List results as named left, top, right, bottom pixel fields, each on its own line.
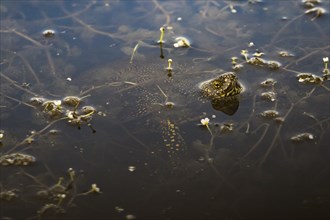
left=0, top=1, right=329, bottom=220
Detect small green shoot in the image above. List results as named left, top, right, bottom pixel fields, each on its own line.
left=158, top=27, right=165, bottom=44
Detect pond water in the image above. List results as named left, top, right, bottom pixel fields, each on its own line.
left=0, top=1, right=329, bottom=220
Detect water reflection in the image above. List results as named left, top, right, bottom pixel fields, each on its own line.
left=0, top=0, right=329, bottom=220
left=210, top=95, right=240, bottom=115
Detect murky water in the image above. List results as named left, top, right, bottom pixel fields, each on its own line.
left=0, top=1, right=329, bottom=220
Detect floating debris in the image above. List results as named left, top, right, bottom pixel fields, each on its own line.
left=297, top=73, right=323, bottom=84
left=0, top=153, right=36, bottom=166
left=261, top=91, right=276, bottom=102
left=260, top=110, right=279, bottom=118
left=291, top=133, right=315, bottom=142
left=42, top=29, right=55, bottom=38
left=173, top=36, right=191, bottom=48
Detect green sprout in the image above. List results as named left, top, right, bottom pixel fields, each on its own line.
left=241, top=50, right=249, bottom=61
left=323, top=57, right=329, bottom=75
left=166, top=59, right=173, bottom=71
left=56, top=193, right=66, bottom=206
left=231, top=57, right=238, bottom=65
left=68, top=168, right=75, bottom=182
left=129, top=42, right=140, bottom=64
left=56, top=177, right=64, bottom=187
left=166, top=59, right=173, bottom=77
left=158, top=27, right=165, bottom=44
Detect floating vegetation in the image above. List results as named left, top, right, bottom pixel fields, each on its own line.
left=173, top=36, right=191, bottom=48
left=42, top=100, right=63, bottom=117
left=0, top=189, right=19, bottom=201
left=219, top=123, right=234, bottom=134
left=78, top=183, right=102, bottom=195
left=62, top=96, right=82, bottom=107
left=42, top=29, right=56, bottom=38
left=260, top=110, right=280, bottom=118
left=260, top=78, right=277, bottom=87
left=278, top=51, right=294, bottom=57
left=261, top=91, right=276, bottom=102
left=66, top=106, right=96, bottom=132
left=305, top=7, right=327, bottom=20
left=302, top=0, right=322, bottom=8
left=290, top=132, right=315, bottom=142
left=0, top=153, right=36, bottom=166
left=29, top=95, right=96, bottom=131
left=239, top=50, right=282, bottom=69
left=297, top=73, right=323, bottom=84
left=267, top=60, right=282, bottom=69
